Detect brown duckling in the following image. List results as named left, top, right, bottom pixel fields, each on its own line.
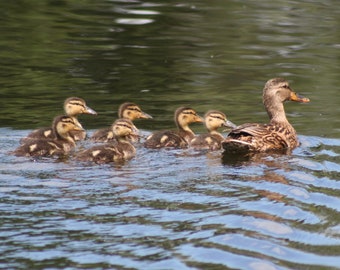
left=76, top=118, right=138, bottom=164
left=144, top=107, right=203, bottom=149
left=190, top=110, right=236, bottom=151
left=21, top=97, right=97, bottom=143
left=222, top=78, right=310, bottom=153
left=13, top=115, right=84, bottom=157
left=90, top=102, right=152, bottom=143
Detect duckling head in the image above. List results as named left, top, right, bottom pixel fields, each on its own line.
left=175, top=107, right=203, bottom=131
left=111, top=118, right=139, bottom=141
left=53, top=115, right=85, bottom=141
left=63, top=97, right=97, bottom=117
left=204, top=110, right=236, bottom=133
left=118, top=102, right=152, bottom=120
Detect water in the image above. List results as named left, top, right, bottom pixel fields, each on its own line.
left=1, top=0, right=340, bottom=269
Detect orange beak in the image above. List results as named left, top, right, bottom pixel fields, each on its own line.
left=290, top=92, right=310, bottom=103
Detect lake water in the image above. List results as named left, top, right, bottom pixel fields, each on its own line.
left=1, top=0, right=340, bottom=269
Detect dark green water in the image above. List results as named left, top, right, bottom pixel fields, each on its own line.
left=1, top=1, right=340, bottom=269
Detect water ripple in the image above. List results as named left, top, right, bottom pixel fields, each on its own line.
left=2, top=128, right=340, bottom=269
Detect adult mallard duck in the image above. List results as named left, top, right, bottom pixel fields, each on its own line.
left=90, top=102, right=152, bottom=143
left=21, top=97, right=97, bottom=143
left=144, top=107, right=203, bottom=149
left=190, top=110, right=236, bottom=151
left=76, top=118, right=138, bottom=164
left=13, top=115, right=84, bottom=157
left=222, top=78, right=310, bottom=153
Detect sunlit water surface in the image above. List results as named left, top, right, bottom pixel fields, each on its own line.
left=1, top=0, right=340, bottom=269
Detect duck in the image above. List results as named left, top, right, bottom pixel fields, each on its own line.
left=13, top=115, right=84, bottom=157
left=222, top=78, right=310, bottom=153
left=90, top=102, right=152, bottom=143
left=190, top=110, right=237, bottom=151
left=144, top=107, right=203, bottom=149
left=20, top=97, right=97, bottom=143
left=75, top=118, right=138, bottom=164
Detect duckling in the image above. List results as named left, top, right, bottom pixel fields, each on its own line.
left=144, top=107, right=203, bottom=149
left=222, top=78, right=310, bottom=153
left=13, top=115, right=84, bottom=157
left=90, top=102, right=152, bottom=143
left=21, top=97, right=97, bottom=143
left=64, top=97, right=97, bottom=140
left=76, top=119, right=138, bottom=164
left=190, top=110, right=237, bottom=151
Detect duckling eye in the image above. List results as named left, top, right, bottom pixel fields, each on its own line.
left=128, top=107, right=141, bottom=113
left=69, top=102, right=86, bottom=110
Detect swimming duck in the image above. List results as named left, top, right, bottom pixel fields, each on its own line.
left=13, top=115, right=84, bottom=157
left=90, top=102, right=152, bottom=143
left=144, top=107, right=203, bottom=149
left=222, top=78, right=310, bottom=153
left=21, top=97, right=97, bottom=143
left=76, top=118, right=138, bottom=164
left=190, top=110, right=236, bottom=151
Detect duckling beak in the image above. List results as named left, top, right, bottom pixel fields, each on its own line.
left=74, top=126, right=85, bottom=132
left=290, top=92, right=310, bottom=103
left=84, top=106, right=97, bottom=115
left=223, top=120, right=237, bottom=129
left=140, top=112, right=153, bottom=119
left=195, top=115, right=204, bottom=123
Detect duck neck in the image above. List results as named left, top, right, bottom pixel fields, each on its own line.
left=70, top=116, right=83, bottom=129
left=55, top=129, right=76, bottom=146
left=266, top=100, right=289, bottom=125
left=177, top=125, right=195, bottom=143
left=178, top=124, right=194, bottom=135
left=63, top=134, right=76, bottom=146
left=115, top=135, right=129, bottom=144
left=209, top=129, right=219, bottom=135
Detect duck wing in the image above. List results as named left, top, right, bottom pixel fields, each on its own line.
left=222, top=123, right=289, bottom=153
left=90, top=127, right=114, bottom=143
left=144, top=130, right=188, bottom=149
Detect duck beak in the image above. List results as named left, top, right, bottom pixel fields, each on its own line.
left=223, top=120, right=237, bottom=129
left=84, top=106, right=97, bottom=115
left=290, top=92, right=310, bottom=103
left=195, top=115, right=204, bottom=123
left=74, top=126, right=85, bottom=132
left=140, top=112, right=153, bottom=119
